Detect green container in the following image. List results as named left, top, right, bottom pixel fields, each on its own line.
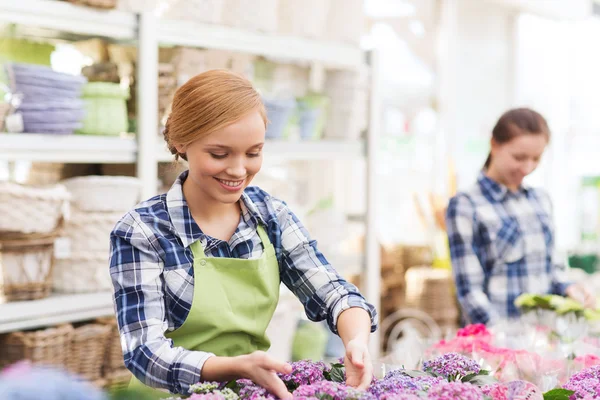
left=77, top=82, right=129, bottom=136
left=569, top=253, right=598, bottom=274
left=291, top=320, right=328, bottom=362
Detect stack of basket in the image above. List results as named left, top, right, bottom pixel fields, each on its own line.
left=95, top=317, right=131, bottom=389
left=52, top=176, right=141, bottom=294
left=0, top=321, right=112, bottom=387
left=0, top=181, right=70, bottom=301
left=404, top=266, right=459, bottom=333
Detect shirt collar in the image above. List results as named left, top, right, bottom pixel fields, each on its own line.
left=477, top=171, right=530, bottom=202
left=166, top=170, right=267, bottom=247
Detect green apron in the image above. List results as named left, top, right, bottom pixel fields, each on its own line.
left=128, top=225, right=280, bottom=398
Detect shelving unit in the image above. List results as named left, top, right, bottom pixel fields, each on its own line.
left=0, top=0, right=381, bottom=357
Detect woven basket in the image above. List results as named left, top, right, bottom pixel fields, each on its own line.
left=62, top=211, right=122, bottom=253
left=0, top=233, right=57, bottom=301
left=95, top=317, right=125, bottom=373
left=52, top=252, right=112, bottom=293
left=0, top=324, right=74, bottom=369
left=67, top=323, right=112, bottom=382
left=67, top=0, right=117, bottom=9
left=404, top=266, right=459, bottom=324
left=0, top=182, right=70, bottom=235
left=61, top=175, right=141, bottom=213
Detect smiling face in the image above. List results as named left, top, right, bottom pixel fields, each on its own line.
left=489, top=133, right=548, bottom=190
left=176, top=111, right=265, bottom=204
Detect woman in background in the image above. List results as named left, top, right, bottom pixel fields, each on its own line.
left=446, top=107, right=594, bottom=325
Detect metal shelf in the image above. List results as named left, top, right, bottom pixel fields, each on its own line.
left=0, top=133, right=137, bottom=163
left=0, top=292, right=114, bottom=334
left=0, top=0, right=137, bottom=39
left=157, top=19, right=364, bottom=69
left=157, top=139, right=365, bottom=163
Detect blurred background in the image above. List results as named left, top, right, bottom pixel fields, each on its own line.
left=0, top=0, right=599, bottom=394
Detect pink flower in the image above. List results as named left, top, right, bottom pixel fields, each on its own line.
left=457, top=324, right=491, bottom=338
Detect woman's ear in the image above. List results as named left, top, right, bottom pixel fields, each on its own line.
left=174, top=143, right=186, bottom=154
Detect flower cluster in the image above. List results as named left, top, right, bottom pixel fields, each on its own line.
left=456, top=324, right=491, bottom=338
left=280, top=360, right=329, bottom=388
left=422, top=353, right=481, bottom=380
left=426, top=382, right=484, bottom=400
left=293, top=380, right=374, bottom=400
left=564, top=365, right=600, bottom=399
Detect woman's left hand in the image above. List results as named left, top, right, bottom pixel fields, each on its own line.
left=566, top=283, right=596, bottom=308
left=344, top=339, right=373, bottom=390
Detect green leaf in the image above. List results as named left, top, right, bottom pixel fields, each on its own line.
left=329, top=364, right=346, bottom=383
left=543, top=388, right=575, bottom=400
left=461, top=373, right=478, bottom=382
left=402, top=369, right=435, bottom=378
left=466, top=375, right=499, bottom=386
left=479, top=369, right=491, bottom=375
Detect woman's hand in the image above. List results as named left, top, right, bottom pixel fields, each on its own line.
left=237, top=351, right=293, bottom=400
left=344, top=339, right=373, bottom=390
left=566, top=283, right=596, bottom=308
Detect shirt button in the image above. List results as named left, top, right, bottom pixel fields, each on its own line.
left=199, top=260, right=207, bottom=266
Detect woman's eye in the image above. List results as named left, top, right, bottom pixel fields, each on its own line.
left=247, top=152, right=261, bottom=158
left=210, top=153, right=227, bottom=159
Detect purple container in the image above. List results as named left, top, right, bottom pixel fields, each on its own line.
left=14, top=83, right=83, bottom=100
left=21, top=109, right=86, bottom=124
left=23, top=121, right=83, bottom=135
left=18, top=99, right=85, bottom=111
left=6, top=63, right=87, bottom=91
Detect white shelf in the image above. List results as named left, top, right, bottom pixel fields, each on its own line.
left=0, top=0, right=137, bottom=39
left=157, top=19, right=364, bottom=69
left=157, top=139, right=365, bottom=163
left=0, top=133, right=137, bottom=163
left=0, top=291, right=114, bottom=334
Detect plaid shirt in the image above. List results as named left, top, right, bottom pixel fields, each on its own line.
left=446, top=172, right=569, bottom=326
left=109, top=170, right=377, bottom=395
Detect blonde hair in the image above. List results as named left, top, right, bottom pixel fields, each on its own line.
left=163, top=69, right=267, bottom=161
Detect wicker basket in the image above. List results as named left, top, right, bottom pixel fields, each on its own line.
left=95, top=317, right=125, bottom=373
left=0, top=182, right=70, bottom=235
left=0, top=233, right=57, bottom=301
left=67, top=323, right=112, bottom=382
left=52, top=252, right=112, bottom=293
left=0, top=324, right=74, bottom=369
left=67, top=0, right=117, bottom=9
left=404, top=266, right=459, bottom=325
left=61, top=175, right=141, bottom=213
left=62, top=211, right=122, bottom=253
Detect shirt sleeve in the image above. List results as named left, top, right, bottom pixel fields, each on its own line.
left=274, top=201, right=378, bottom=335
left=446, top=194, right=499, bottom=325
left=110, top=213, right=213, bottom=395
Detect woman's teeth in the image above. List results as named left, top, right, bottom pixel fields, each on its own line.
left=217, top=179, right=243, bottom=187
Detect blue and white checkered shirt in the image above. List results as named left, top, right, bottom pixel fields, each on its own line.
left=446, top=172, right=569, bottom=326
left=109, top=170, right=377, bottom=394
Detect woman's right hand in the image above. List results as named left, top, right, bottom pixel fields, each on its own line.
left=237, top=351, right=293, bottom=400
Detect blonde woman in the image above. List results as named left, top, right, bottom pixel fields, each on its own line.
left=109, top=70, right=377, bottom=398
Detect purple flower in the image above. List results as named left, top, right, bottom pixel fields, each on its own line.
left=280, top=360, right=328, bottom=387
left=237, top=379, right=276, bottom=400
left=379, top=392, right=423, bottom=400
left=422, top=353, right=481, bottom=380
left=189, top=394, right=228, bottom=400
left=292, top=380, right=374, bottom=400
left=369, top=371, right=444, bottom=398
left=564, top=365, right=600, bottom=399
left=427, top=382, right=484, bottom=400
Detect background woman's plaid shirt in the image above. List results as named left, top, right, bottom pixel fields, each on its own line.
left=446, top=172, right=569, bottom=326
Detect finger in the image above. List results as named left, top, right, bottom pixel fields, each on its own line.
left=264, top=374, right=292, bottom=400
left=350, top=348, right=365, bottom=369
left=262, top=355, right=292, bottom=375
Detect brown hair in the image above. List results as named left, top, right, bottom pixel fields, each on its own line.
left=163, top=69, right=267, bottom=161
left=484, top=107, right=550, bottom=169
